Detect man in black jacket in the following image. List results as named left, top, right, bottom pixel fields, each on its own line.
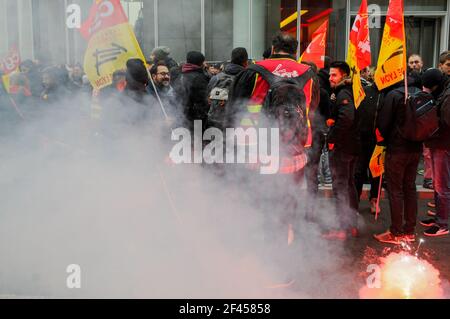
left=173, top=51, right=210, bottom=133
left=206, top=47, right=248, bottom=130
left=325, top=61, right=360, bottom=240
left=207, top=47, right=248, bottom=93
left=420, top=69, right=450, bottom=237
left=374, top=73, right=423, bottom=244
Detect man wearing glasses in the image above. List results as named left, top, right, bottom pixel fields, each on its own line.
left=149, top=61, right=178, bottom=118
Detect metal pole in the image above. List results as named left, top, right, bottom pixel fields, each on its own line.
left=154, top=0, right=159, bottom=48
left=296, top=0, right=301, bottom=60
left=249, top=0, right=253, bottom=58
left=201, top=0, right=205, bottom=54
left=345, top=0, right=351, bottom=61
left=64, top=0, right=70, bottom=64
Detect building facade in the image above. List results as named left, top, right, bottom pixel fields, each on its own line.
left=1, top=0, right=449, bottom=69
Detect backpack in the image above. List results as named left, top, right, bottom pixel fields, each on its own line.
left=396, top=87, right=439, bottom=142
left=207, top=73, right=235, bottom=129
left=248, top=64, right=315, bottom=146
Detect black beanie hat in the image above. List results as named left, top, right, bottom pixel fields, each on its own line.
left=186, top=51, right=205, bottom=66
left=126, top=59, right=149, bottom=85
left=421, top=68, right=445, bottom=89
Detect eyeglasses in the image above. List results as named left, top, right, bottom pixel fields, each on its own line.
left=157, top=72, right=170, bottom=76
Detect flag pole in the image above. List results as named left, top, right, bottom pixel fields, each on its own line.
left=403, top=6, right=408, bottom=103
left=375, top=174, right=383, bottom=221
left=296, top=0, right=302, bottom=60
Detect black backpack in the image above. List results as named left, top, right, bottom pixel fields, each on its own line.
left=207, top=72, right=235, bottom=129
left=248, top=64, right=315, bottom=145
left=396, top=87, right=439, bottom=142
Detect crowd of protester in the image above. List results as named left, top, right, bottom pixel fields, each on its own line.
left=1, top=33, right=449, bottom=245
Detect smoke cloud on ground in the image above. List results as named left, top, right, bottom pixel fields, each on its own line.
left=0, top=94, right=364, bottom=298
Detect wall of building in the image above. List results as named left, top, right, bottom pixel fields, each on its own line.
left=0, top=0, right=448, bottom=67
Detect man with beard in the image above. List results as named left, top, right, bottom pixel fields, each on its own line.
left=325, top=61, right=360, bottom=240
left=148, top=61, right=178, bottom=119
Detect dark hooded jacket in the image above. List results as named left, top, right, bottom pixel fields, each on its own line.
left=207, top=62, right=244, bottom=94
left=425, top=77, right=450, bottom=150
left=173, top=63, right=210, bottom=126
left=377, top=78, right=423, bottom=153
left=328, top=79, right=361, bottom=155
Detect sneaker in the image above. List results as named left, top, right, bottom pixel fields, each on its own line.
left=374, top=231, right=402, bottom=244
left=370, top=198, right=378, bottom=215
left=402, top=234, right=416, bottom=242
left=427, top=210, right=437, bottom=217
left=420, top=218, right=437, bottom=227
left=424, top=225, right=449, bottom=237
left=423, top=179, right=434, bottom=189
left=427, top=201, right=436, bottom=208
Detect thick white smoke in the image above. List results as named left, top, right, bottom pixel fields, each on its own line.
left=0, top=91, right=366, bottom=299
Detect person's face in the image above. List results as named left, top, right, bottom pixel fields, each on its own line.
left=153, top=66, right=170, bottom=86
left=408, top=55, right=423, bottom=71
left=329, top=68, right=346, bottom=88
left=209, top=67, right=220, bottom=76
left=360, top=67, right=370, bottom=80
left=72, top=66, right=83, bottom=78
left=439, top=59, right=450, bottom=76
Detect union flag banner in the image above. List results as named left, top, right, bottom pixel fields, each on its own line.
left=300, top=19, right=328, bottom=69
left=80, top=0, right=145, bottom=90
left=347, top=0, right=370, bottom=109
left=0, top=45, right=21, bottom=93
left=374, top=0, right=406, bottom=90
left=0, top=45, right=21, bottom=75
left=369, top=145, right=386, bottom=178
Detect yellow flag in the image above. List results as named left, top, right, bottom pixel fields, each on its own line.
left=374, top=0, right=406, bottom=90
left=347, top=45, right=366, bottom=109
left=80, top=0, right=145, bottom=90
left=2, top=74, right=11, bottom=93
left=369, top=145, right=386, bottom=178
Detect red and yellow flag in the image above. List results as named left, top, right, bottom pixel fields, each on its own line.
left=347, top=0, right=371, bottom=108
left=0, top=45, right=21, bottom=93
left=374, top=0, right=406, bottom=90
left=80, top=0, right=145, bottom=90
left=300, top=19, right=328, bottom=69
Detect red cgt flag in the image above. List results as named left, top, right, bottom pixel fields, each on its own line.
left=347, top=0, right=371, bottom=108
left=80, top=0, right=145, bottom=90
left=80, top=0, right=128, bottom=40
left=299, top=19, right=328, bottom=69
left=0, top=45, right=21, bottom=75
left=349, top=0, right=371, bottom=70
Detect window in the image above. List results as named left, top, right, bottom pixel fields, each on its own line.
left=350, top=0, right=447, bottom=12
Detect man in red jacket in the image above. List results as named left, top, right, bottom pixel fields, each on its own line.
left=229, top=32, right=319, bottom=171
left=228, top=32, right=320, bottom=250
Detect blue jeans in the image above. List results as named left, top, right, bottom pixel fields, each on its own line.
left=431, top=148, right=450, bottom=227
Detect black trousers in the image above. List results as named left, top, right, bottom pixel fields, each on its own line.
left=385, top=150, right=421, bottom=236
left=329, top=150, right=359, bottom=230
